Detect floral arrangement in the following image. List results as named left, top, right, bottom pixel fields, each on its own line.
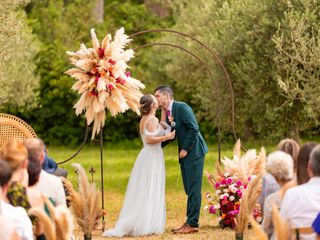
left=65, top=28, right=145, bottom=139
left=204, top=140, right=264, bottom=229
left=205, top=173, right=262, bottom=228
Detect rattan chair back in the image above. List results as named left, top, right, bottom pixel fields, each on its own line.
left=0, top=113, right=37, bottom=148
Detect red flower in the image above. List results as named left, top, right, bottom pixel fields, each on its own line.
left=98, top=48, right=105, bottom=58
left=91, top=89, right=98, bottom=96
left=116, top=77, right=126, bottom=85
left=108, top=84, right=114, bottom=91
left=108, top=59, right=116, bottom=65
left=95, top=77, right=99, bottom=84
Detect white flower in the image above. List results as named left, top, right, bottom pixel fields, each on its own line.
left=240, top=186, right=245, bottom=191
left=216, top=190, right=221, bottom=195
left=207, top=197, right=213, bottom=202
left=224, top=172, right=230, bottom=177
left=217, top=217, right=222, bottom=222
left=204, top=206, right=209, bottom=211
left=229, top=196, right=235, bottom=201
left=250, top=175, right=257, bottom=180
left=214, top=204, right=221, bottom=209
left=219, top=194, right=225, bottom=199
left=223, top=189, right=229, bottom=193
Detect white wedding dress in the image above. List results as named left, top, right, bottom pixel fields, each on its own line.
left=103, top=124, right=166, bottom=237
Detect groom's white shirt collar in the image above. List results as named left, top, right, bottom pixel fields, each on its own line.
left=168, top=99, right=174, bottom=112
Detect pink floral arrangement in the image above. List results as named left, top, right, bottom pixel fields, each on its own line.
left=204, top=172, right=262, bottom=228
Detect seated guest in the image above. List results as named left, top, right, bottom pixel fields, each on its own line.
left=297, top=142, right=317, bottom=185
left=0, top=139, right=31, bottom=209
left=0, top=215, right=20, bottom=240
left=277, top=138, right=300, bottom=171
left=24, top=138, right=66, bottom=207
left=262, top=151, right=294, bottom=240
left=281, top=145, right=320, bottom=240
left=43, top=145, right=67, bottom=177
left=0, top=159, right=33, bottom=240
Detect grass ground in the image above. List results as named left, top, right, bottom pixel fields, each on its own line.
left=49, top=142, right=267, bottom=239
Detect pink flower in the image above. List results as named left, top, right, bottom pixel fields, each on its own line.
left=209, top=206, right=216, bottom=214
left=221, top=179, right=227, bottom=185
left=226, top=177, right=233, bottom=185
left=215, top=182, right=221, bottom=189
left=228, top=210, right=239, bottom=216
left=236, top=190, right=242, bottom=197
left=125, top=71, right=131, bottom=77
left=236, top=180, right=242, bottom=187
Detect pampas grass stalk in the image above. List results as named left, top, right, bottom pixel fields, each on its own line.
left=236, top=172, right=263, bottom=234
left=272, top=203, right=290, bottom=240
left=28, top=196, right=73, bottom=240
left=249, top=216, right=268, bottom=240
left=62, top=164, right=102, bottom=235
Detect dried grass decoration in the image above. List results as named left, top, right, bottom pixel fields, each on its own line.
left=65, top=28, right=145, bottom=139
left=62, top=164, right=102, bottom=237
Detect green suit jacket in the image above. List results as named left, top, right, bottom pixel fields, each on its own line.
left=163, top=101, right=208, bottom=163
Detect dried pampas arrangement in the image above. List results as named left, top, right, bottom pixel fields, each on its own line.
left=222, top=139, right=266, bottom=184
left=28, top=196, right=74, bottom=240
left=235, top=172, right=263, bottom=235
left=66, top=28, right=145, bottom=139
left=62, top=164, right=102, bottom=236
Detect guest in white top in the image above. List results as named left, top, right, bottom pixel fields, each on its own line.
left=0, top=215, right=20, bottom=240
left=0, top=159, right=33, bottom=240
left=24, top=138, right=66, bottom=207
left=281, top=144, right=320, bottom=240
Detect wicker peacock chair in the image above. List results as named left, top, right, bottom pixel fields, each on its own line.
left=0, top=113, right=37, bottom=149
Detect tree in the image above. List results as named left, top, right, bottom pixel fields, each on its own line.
left=158, top=0, right=315, bottom=141
left=273, top=0, right=320, bottom=134
left=0, top=0, right=39, bottom=108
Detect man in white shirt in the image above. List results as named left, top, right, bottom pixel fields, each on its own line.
left=24, top=138, right=66, bottom=207
left=281, top=145, right=320, bottom=240
left=0, top=159, right=33, bottom=240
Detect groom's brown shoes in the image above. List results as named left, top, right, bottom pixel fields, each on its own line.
left=171, top=223, right=187, bottom=233
left=173, top=224, right=199, bottom=234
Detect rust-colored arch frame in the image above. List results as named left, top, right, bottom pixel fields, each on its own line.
left=129, top=29, right=237, bottom=162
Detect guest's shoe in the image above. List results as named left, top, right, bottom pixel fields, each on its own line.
left=173, top=224, right=199, bottom=234
left=171, top=223, right=187, bottom=233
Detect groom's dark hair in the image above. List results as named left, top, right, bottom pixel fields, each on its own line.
left=154, top=85, right=173, bottom=97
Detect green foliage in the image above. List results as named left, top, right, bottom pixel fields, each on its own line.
left=157, top=0, right=320, bottom=141
left=5, top=0, right=173, bottom=145
left=0, top=0, right=39, bottom=108
left=273, top=0, right=320, bottom=128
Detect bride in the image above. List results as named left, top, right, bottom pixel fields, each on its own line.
left=103, top=94, right=175, bottom=237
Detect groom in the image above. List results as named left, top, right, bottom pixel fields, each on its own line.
left=154, top=85, right=208, bottom=234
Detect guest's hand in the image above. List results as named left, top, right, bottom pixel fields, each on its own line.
left=179, top=149, right=188, bottom=159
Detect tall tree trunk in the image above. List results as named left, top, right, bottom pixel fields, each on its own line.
left=92, top=0, right=104, bottom=23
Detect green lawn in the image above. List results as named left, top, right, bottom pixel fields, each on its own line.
left=48, top=141, right=271, bottom=239
left=49, top=142, right=234, bottom=193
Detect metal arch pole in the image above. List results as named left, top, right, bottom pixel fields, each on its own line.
left=100, top=129, right=105, bottom=231
left=133, top=42, right=222, bottom=162
left=57, top=124, right=90, bottom=165
left=129, top=29, right=237, bottom=143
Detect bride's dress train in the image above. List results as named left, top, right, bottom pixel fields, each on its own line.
left=102, top=126, right=166, bottom=237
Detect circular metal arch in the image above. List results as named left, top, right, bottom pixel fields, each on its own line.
left=58, top=28, right=237, bottom=165
left=129, top=29, right=237, bottom=141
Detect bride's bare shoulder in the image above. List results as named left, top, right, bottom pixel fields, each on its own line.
left=145, top=116, right=159, bottom=132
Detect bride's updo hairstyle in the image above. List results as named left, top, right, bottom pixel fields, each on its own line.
left=140, top=94, right=154, bottom=116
